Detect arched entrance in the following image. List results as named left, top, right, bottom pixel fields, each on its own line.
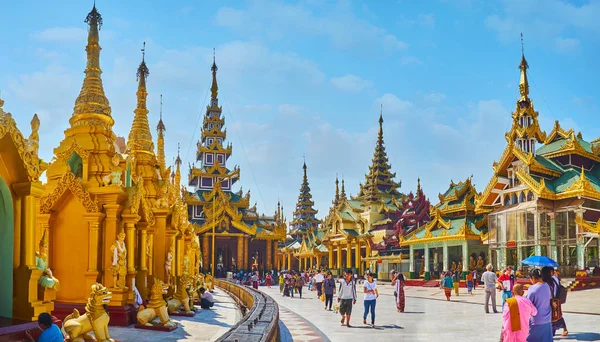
left=0, top=176, right=14, bottom=318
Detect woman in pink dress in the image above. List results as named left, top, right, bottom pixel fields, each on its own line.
left=501, top=284, right=537, bottom=342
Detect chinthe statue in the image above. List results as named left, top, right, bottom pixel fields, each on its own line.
left=137, top=279, right=177, bottom=329
left=63, top=283, right=113, bottom=342
left=36, top=229, right=60, bottom=291
left=167, top=277, right=193, bottom=314
left=110, top=228, right=127, bottom=289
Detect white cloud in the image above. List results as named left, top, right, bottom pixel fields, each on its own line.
left=555, top=37, right=580, bottom=54
left=214, top=1, right=407, bottom=54
left=32, top=27, right=87, bottom=43
left=330, top=74, right=374, bottom=92
left=375, top=93, right=413, bottom=115
left=419, top=14, right=436, bottom=29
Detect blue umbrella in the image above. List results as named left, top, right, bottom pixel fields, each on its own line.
left=521, top=256, right=559, bottom=268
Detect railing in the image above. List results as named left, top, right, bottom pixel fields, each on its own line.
left=214, top=279, right=280, bottom=342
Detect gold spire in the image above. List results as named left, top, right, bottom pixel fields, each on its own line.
left=417, top=177, right=421, bottom=193
left=210, top=49, right=219, bottom=103
left=341, top=177, right=347, bottom=200
left=175, top=143, right=182, bottom=190
left=519, top=33, right=529, bottom=101
left=126, top=42, right=154, bottom=154
left=71, top=3, right=112, bottom=126
left=157, top=94, right=166, bottom=171
left=334, top=174, right=340, bottom=204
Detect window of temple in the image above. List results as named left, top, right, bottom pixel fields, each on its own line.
left=519, top=192, right=526, bottom=203
left=504, top=195, right=510, bottom=206
left=201, top=177, right=213, bottom=188
left=217, top=154, right=224, bottom=165
left=511, top=193, right=518, bottom=205
left=68, top=152, right=83, bottom=179
left=527, top=191, right=534, bottom=202
left=208, top=123, right=213, bottom=130
left=205, top=153, right=214, bottom=165
left=208, top=138, right=213, bottom=145
left=221, top=178, right=229, bottom=190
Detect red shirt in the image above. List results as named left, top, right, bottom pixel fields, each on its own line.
left=498, top=274, right=514, bottom=291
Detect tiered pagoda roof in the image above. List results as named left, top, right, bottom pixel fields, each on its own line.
left=283, top=161, right=326, bottom=257
left=475, top=51, right=600, bottom=234
left=184, top=57, right=285, bottom=240
left=402, top=177, right=487, bottom=246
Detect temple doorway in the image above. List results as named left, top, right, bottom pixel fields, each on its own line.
left=0, top=176, right=14, bottom=318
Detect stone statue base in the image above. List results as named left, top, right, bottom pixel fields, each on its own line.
left=134, top=323, right=179, bottom=332
left=169, top=308, right=196, bottom=317
left=107, top=287, right=132, bottom=306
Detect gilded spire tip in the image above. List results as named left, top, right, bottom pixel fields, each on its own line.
left=85, top=1, right=102, bottom=29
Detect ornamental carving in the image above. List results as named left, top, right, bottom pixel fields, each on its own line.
left=0, top=110, right=45, bottom=181
left=56, top=140, right=90, bottom=163
left=40, top=172, right=99, bottom=214
left=130, top=176, right=156, bottom=227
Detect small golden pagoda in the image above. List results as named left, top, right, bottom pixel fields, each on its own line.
left=322, top=112, right=404, bottom=276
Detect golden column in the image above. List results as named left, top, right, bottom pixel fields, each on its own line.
left=328, top=246, right=333, bottom=269
left=84, top=213, right=105, bottom=295
left=237, top=236, right=244, bottom=270
left=102, top=204, right=122, bottom=284
left=202, top=234, right=209, bottom=270
left=152, top=208, right=169, bottom=282
left=287, top=253, right=291, bottom=270
left=346, top=240, right=352, bottom=269
left=336, top=244, right=342, bottom=270
left=365, top=240, right=371, bottom=273
left=310, top=256, right=314, bottom=269
left=355, top=240, right=361, bottom=275
left=122, top=213, right=140, bottom=288
left=265, top=240, right=272, bottom=270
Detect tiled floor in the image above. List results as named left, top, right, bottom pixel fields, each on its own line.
left=278, top=306, right=328, bottom=342
left=264, top=284, right=600, bottom=342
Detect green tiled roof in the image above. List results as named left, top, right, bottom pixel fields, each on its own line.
left=534, top=155, right=564, bottom=173
left=347, top=200, right=364, bottom=210
left=339, top=211, right=357, bottom=222
left=343, top=229, right=359, bottom=237
left=536, top=138, right=567, bottom=155
left=413, top=217, right=482, bottom=240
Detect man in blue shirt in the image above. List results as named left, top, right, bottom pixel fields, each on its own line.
left=26, top=312, right=63, bottom=342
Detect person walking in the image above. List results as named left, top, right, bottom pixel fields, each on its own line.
left=497, top=266, right=515, bottom=312
left=526, top=268, right=553, bottom=341
left=543, top=266, right=568, bottom=337
left=279, top=273, right=285, bottom=294
left=289, top=273, right=296, bottom=298
left=251, top=271, right=259, bottom=290
left=472, top=269, right=478, bottom=290
left=338, top=269, right=357, bottom=327
left=265, top=273, right=272, bottom=289
left=482, top=264, right=499, bottom=313
left=362, top=273, right=378, bottom=328
left=452, top=270, right=460, bottom=296
left=441, top=271, right=453, bottom=301
left=297, top=273, right=305, bottom=298
left=466, top=271, right=474, bottom=295
left=392, top=271, right=405, bottom=312
left=501, top=284, right=537, bottom=342
left=323, top=271, right=336, bottom=311
left=315, top=270, right=325, bottom=298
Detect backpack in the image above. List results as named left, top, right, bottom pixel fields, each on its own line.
left=553, top=278, right=568, bottom=304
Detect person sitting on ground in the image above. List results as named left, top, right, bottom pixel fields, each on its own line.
left=25, top=312, right=63, bottom=342
left=501, top=284, right=537, bottom=342
left=199, top=287, right=215, bottom=309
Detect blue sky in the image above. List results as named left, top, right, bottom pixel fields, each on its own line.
left=1, top=0, right=599, bottom=220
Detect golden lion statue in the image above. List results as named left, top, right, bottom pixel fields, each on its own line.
left=167, top=278, right=193, bottom=314
left=63, top=283, right=113, bottom=342
left=204, top=273, right=214, bottom=292
left=137, top=279, right=177, bottom=328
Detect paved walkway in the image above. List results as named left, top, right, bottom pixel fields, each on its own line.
left=262, top=284, right=600, bottom=342
left=109, top=289, right=242, bottom=341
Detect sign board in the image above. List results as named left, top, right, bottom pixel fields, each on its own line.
left=506, top=241, right=517, bottom=248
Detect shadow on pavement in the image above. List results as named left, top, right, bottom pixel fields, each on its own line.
left=555, top=332, right=600, bottom=341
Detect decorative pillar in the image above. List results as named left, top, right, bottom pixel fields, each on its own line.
left=517, top=243, right=523, bottom=269
left=424, top=245, right=430, bottom=280
left=84, top=213, right=105, bottom=296
left=336, top=244, right=342, bottom=271
left=442, top=242, right=449, bottom=272
left=244, top=236, right=249, bottom=270
left=328, top=245, right=334, bottom=269
left=266, top=240, right=272, bottom=270
left=287, top=253, right=291, bottom=270
left=310, top=256, right=314, bottom=269
left=409, top=244, right=415, bottom=276
left=152, top=208, right=169, bottom=282
left=237, top=236, right=244, bottom=271
left=102, top=204, right=122, bottom=285
left=462, top=241, right=469, bottom=273
left=175, top=234, right=184, bottom=276
left=576, top=210, right=585, bottom=270
left=121, top=214, right=140, bottom=288
left=549, top=212, right=558, bottom=262
left=202, top=234, right=209, bottom=272
left=355, top=240, right=361, bottom=274
left=346, top=240, right=352, bottom=269
left=534, top=211, right=542, bottom=256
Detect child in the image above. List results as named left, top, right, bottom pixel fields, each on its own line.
left=466, top=272, right=474, bottom=295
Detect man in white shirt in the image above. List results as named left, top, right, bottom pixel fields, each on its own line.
left=314, top=270, right=325, bottom=298
left=199, top=287, right=215, bottom=309
left=338, top=269, right=357, bottom=327
left=481, top=264, right=498, bottom=314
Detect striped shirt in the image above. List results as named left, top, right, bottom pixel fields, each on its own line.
left=338, top=279, right=357, bottom=300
